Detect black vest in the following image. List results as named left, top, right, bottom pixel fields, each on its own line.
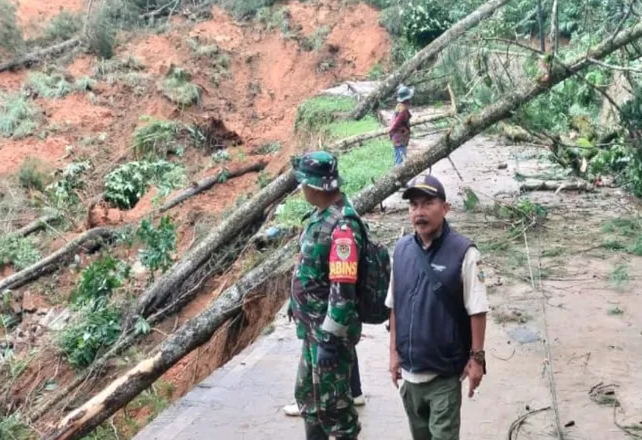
left=393, top=221, right=473, bottom=377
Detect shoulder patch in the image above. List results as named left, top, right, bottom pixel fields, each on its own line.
left=476, top=260, right=485, bottom=283
left=329, top=224, right=358, bottom=284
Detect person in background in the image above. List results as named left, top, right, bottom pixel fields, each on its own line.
left=389, top=85, right=414, bottom=166
left=387, top=174, right=489, bottom=440
left=288, top=151, right=363, bottom=440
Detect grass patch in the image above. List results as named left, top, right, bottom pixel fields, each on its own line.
left=18, top=157, right=53, bottom=192
left=609, top=263, right=629, bottom=288
left=133, top=117, right=182, bottom=158
left=27, top=71, right=96, bottom=98
left=95, top=55, right=145, bottom=76
left=368, top=62, right=386, bottom=80
left=160, top=66, right=200, bottom=107
left=300, top=26, right=331, bottom=52
left=602, top=217, right=642, bottom=237
left=256, top=6, right=292, bottom=34
left=294, top=96, right=356, bottom=133
left=325, top=115, right=380, bottom=139
left=542, top=247, right=565, bottom=257
left=44, top=10, right=82, bottom=42
left=0, top=93, right=40, bottom=139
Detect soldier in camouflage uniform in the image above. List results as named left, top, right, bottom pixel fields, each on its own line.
left=289, top=151, right=363, bottom=440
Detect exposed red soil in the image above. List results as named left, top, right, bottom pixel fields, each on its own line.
left=126, top=34, right=191, bottom=76
left=13, top=0, right=85, bottom=35
left=40, top=94, right=115, bottom=132
left=0, top=70, right=28, bottom=92
left=0, top=136, right=70, bottom=175
left=66, top=55, right=95, bottom=78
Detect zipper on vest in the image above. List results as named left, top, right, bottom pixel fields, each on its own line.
left=408, top=293, right=417, bottom=371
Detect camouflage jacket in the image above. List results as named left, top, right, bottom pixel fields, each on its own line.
left=290, top=193, right=363, bottom=346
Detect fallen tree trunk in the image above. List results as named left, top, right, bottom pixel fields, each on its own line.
left=0, top=39, right=81, bottom=73
left=44, top=20, right=642, bottom=440
left=159, top=161, right=268, bottom=213
left=349, top=0, right=513, bottom=120
left=26, top=225, right=254, bottom=423
left=330, top=112, right=453, bottom=151
left=11, top=213, right=61, bottom=238
left=0, top=227, right=115, bottom=293
left=519, top=180, right=595, bottom=193
left=131, top=170, right=297, bottom=320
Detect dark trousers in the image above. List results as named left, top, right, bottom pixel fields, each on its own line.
left=350, top=350, right=362, bottom=398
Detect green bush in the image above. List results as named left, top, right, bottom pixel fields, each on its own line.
left=133, top=117, right=182, bottom=158
left=58, top=298, right=122, bottom=369
left=18, top=157, right=52, bottom=192
left=0, top=235, right=41, bottom=270
left=71, top=256, right=130, bottom=307
left=0, top=414, right=35, bottom=440
left=160, top=66, right=200, bottom=107
left=104, top=160, right=186, bottom=209
left=0, top=93, right=40, bottom=139
left=215, top=0, right=278, bottom=19
left=87, top=6, right=117, bottom=59
left=45, top=161, right=91, bottom=211
left=44, top=10, right=82, bottom=42
left=300, top=26, right=331, bottom=52
left=136, top=216, right=176, bottom=277
left=0, top=0, right=24, bottom=55
left=256, top=6, right=291, bottom=34
left=294, top=96, right=356, bottom=133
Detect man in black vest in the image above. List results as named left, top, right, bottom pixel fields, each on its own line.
left=386, top=175, right=488, bottom=440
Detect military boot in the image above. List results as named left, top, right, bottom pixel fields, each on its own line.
left=304, top=422, right=329, bottom=440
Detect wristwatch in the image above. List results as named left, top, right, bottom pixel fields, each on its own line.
left=470, top=350, right=487, bottom=374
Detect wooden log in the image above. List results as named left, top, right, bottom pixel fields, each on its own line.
left=159, top=161, right=268, bottom=213
left=0, top=39, right=81, bottom=73
left=519, top=180, right=595, bottom=193
left=10, top=213, right=61, bottom=238
left=0, top=227, right=115, bottom=293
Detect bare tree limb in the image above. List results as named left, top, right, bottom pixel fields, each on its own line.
left=0, top=39, right=81, bottom=73
left=9, top=214, right=61, bottom=238
left=588, top=57, right=642, bottom=73
left=0, top=228, right=116, bottom=293
left=549, top=0, right=559, bottom=55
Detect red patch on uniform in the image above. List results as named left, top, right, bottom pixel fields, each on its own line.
left=329, top=225, right=358, bottom=284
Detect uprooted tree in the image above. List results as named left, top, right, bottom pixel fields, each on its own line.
left=43, top=19, right=642, bottom=439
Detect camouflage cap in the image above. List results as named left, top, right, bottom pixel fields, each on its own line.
left=290, top=151, right=342, bottom=191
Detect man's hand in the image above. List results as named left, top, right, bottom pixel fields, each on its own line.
left=389, top=352, right=401, bottom=388
left=317, top=344, right=339, bottom=370
left=461, top=359, right=484, bottom=397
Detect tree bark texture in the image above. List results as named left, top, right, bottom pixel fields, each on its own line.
left=0, top=39, right=81, bottom=73
left=348, top=0, right=513, bottom=120
left=159, top=161, right=268, bottom=213
left=549, top=0, right=559, bottom=54
left=0, top=227, right=115, bottom=293
left=42, top=21, right=642, bottom=438
left=10, top=213, right=61, bottom=238
left=519, top=180, right=594, bottom=193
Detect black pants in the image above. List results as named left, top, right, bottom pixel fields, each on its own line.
left=350, top=349, right=362, bottom=398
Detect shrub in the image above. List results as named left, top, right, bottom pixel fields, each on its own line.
left=256, top=6, right=291, bottom=34
left=58, top=298, right=122, bottom=369
left=87, top=6, right=117, bottom=59
left=136, top=216, right=176, bottom=277
left=300, top=26, right=331, bottom=52
left=45, top=161, right=91, bottom=211
left=27, top=71, right=73, bottom=98
left=160, top=66, right=200, bottom=107
left=70, top=256, right=130, bottom=307
left=0, top=0, right=24, bottom=55
left=44, top=10, right=82, bottom=42
left=215, top=0, right=279, bottom=19
left=18, top=157, right=52, bottom=192
left=0, top=235, right=41, bottom=270
left=0, top=93, right=40, bottom=139
left=104, top=160, right=185, bottom=209
left=0, top=414, right=35, bottom=440
left=133, top=117, right=182, bottom=158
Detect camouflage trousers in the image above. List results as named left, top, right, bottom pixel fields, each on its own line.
left=295, top=338, right=360, bottom=439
